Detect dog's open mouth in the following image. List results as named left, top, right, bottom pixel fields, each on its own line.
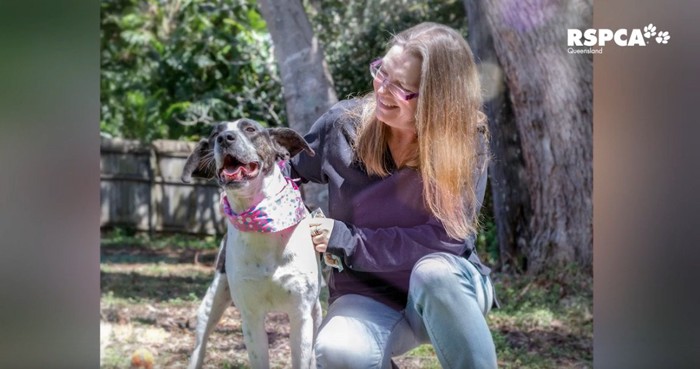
left=219, top=155, right=260, bottom=182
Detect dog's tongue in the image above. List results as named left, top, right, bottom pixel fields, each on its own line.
left=222, top=166, right=244, bottom=181
left=222, top=163, right=256, bottom=181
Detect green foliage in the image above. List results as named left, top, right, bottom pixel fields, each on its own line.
left=477, top=182, right=500, bottom=266
left=100, top=0, right=285, bottom=141
left=477, top=217, right=499, bottom=264
left=101, top=0, right=469, bottom=142
left=305, top=0, right=468, bottom=100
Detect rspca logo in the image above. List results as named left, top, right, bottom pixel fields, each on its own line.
left=567, top=23, right=670, bottom=54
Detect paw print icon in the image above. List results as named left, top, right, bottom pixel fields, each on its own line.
left=643, top=23, right=657, bottom=38
left=656, top=31, right=670, bottom=44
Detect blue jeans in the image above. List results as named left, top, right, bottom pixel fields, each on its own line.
left=315, top=253, right=497, bottom=369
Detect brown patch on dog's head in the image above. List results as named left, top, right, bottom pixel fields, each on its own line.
left=268, top=127, right=315, bottom=161
left=181, top=123, right=224, bottom=183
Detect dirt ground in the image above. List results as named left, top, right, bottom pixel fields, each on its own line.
left=100, top=245, right=592, bottom=369
left=100, top=247, right=442, bottom=369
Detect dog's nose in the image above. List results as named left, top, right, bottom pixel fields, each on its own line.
left=217, top=132, right=236, bottom=145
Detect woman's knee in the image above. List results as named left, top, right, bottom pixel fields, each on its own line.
left=409, top=253, right=486, bottom=305
left=409, top=253, right=493, bottom=316
left=315, top=319, right=382, bottom=369
left=410, top=253, right=463, bottom=292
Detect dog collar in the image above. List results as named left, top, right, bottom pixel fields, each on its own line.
left=221, top=172, right=306, bottom=233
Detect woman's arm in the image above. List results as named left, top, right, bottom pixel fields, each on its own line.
left=327, top=218, right=470, bottom=272
left=327, top=161, right=489, bottom=273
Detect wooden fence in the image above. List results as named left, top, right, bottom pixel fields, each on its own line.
left=100, top=137, right=225, bottom=235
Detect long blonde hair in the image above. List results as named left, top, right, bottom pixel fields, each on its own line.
left=354, top=22, right=488, bottom=240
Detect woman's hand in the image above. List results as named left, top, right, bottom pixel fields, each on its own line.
left=309, top=218, right=335, bottom=253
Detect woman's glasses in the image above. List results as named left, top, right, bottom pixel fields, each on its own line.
left=369, top=59, right=419, bottom=101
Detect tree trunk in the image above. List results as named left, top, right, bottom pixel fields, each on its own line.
left=257, top=0, right=338, bottom=213
left=465, top=0, right=531, bottom=272
left=465, top=0, right=593, bottom=273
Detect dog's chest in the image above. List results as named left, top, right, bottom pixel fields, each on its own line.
left=227, top=228, right=295, bottom=274
left=225, top=221, right=318, bottom=310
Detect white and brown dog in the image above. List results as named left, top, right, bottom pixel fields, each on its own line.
left=181, top=119, right=322, bottom=369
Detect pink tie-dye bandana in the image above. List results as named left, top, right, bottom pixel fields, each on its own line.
left=221, top=175, right=307, bottom=233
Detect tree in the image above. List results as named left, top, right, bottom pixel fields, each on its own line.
left=464, top=0, right=593, bottom=273
left=257, top=0, right=339, bottom=212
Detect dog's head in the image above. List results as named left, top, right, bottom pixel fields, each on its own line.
left=181, top=119, right=314, bottom=189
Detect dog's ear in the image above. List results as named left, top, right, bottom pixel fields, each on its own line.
left=181, top=138, right=216, bottom=183
left=268, top=127, right=315, bottom=161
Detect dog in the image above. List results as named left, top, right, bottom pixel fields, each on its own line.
left=181, top=119, right=322, bottom=369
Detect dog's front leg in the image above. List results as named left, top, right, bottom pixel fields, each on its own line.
left=240, top=310, right=270, bottom=369
left=187, top=271, right=232, bottom=369
left=290, top=309, right=317, bottom=369
left=312, top=299, right=322, bottom=340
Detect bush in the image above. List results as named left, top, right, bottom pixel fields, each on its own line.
left=100, top=0, right=286, bottom=141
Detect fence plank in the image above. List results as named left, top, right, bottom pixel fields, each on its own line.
left=100, top=137, right=225, bottom=235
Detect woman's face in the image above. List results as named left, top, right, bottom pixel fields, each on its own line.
left=373, top=46, right=421, bottom=135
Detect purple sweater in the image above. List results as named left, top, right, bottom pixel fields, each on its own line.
left=290, top=99, right=491, bottom=311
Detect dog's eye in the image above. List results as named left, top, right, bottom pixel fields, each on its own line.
left=245, top=126, right=256, bottom=133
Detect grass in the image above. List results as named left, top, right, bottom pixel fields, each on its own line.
left=100, top=231, right=592, bottom=368
left=488, top=266, right=593, bottom=368
left=102, top=227, right=221, bottom=251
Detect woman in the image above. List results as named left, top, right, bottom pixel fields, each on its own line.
left=290, top=22, right=497, bottom=369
